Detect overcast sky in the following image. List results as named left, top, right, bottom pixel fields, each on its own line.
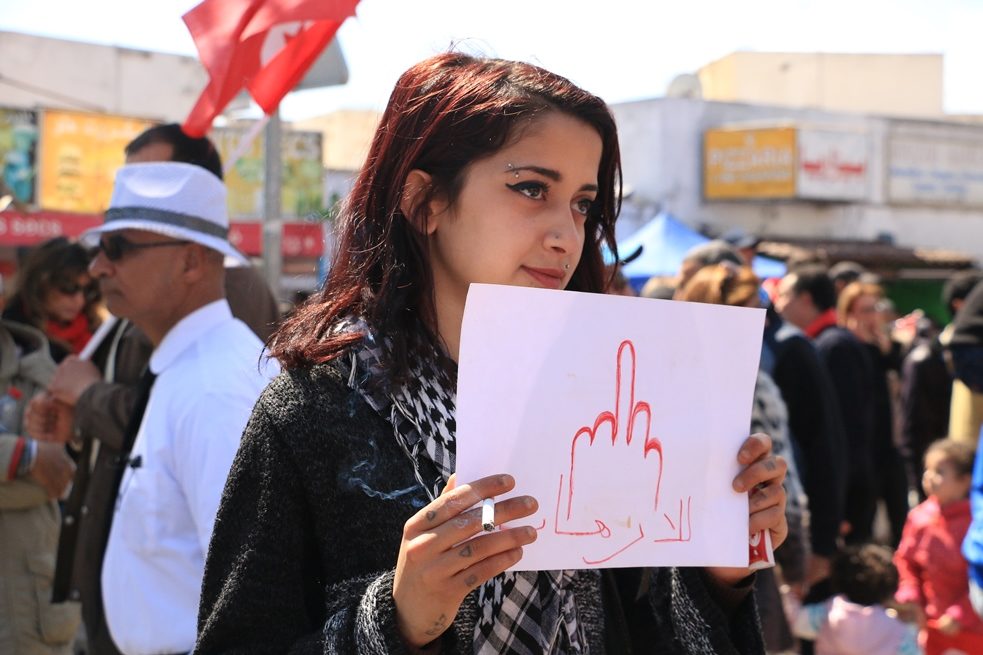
left=1, top=0, right=980, bottom=119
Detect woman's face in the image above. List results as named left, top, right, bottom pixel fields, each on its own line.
left=425, top=111, right=603, bottom=318
left=846, top=293, right=882, bottom=342
left=43, top=272, right=90, bottom=323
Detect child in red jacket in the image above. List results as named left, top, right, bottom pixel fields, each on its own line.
left=895, top=438, right=983, bottom=655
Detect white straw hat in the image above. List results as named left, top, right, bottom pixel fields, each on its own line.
left=82, top=162, right=248, bottom=264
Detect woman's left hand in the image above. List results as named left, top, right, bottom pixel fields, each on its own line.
left=706, top=432, right=788, bottom=587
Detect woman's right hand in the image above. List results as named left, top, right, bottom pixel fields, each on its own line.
left=393, top=473, right=539, bottom=649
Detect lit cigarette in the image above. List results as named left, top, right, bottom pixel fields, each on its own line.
left=481, top=498, right=495, bottom=532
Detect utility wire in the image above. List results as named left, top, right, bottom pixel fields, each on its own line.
left=0, top=72, right=107, bottom=113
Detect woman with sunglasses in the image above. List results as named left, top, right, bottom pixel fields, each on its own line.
left=4, top=237, right=100, bottom=362
left=195, top=53, right=787, bottom=654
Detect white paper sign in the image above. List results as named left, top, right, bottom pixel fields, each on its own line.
left=455, top=284, right=765, bottom=570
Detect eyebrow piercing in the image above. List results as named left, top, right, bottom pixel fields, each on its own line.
left=506, top=163, right=520, bottom=179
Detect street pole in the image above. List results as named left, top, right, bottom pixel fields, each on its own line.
left=262, top=108, right=283, bottom=302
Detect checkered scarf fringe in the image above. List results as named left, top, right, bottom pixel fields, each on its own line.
left=343, top=321, right=587, bottom=654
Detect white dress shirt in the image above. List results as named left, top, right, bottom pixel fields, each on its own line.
left=102, top=300, right=278, bottom=655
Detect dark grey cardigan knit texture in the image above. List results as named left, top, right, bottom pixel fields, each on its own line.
left=194, top=358, right=765, bottom=654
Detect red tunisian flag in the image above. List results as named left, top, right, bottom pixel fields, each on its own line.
left=182, top=0, right=359, bottom=137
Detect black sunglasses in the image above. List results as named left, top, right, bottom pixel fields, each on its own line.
left=53, top=279, right=99, bottom=300
left=93, top=234, right=190, bottom=262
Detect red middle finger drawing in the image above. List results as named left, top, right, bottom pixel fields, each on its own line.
left=552, top=339, right=693, bottom=565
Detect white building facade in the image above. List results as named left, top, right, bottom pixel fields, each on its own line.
left=611, top=97, right=983, bottom=263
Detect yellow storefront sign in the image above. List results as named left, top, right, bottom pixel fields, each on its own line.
left=704, top=127, right=797, bottom=199
left=38, top=110, right=153, bottom=213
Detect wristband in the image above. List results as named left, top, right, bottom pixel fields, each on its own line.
left=16, top=437, right=37, bottom=478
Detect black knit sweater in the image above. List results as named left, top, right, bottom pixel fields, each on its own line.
left=194, top=357, right=765, bottom=654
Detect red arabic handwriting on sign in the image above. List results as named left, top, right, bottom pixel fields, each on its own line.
left=548, top=340, right=695, bottom=564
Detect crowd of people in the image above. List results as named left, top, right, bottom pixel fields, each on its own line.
left=1, top=51, right=982, bottom=655
left=617, top=238, right=983, bottom=655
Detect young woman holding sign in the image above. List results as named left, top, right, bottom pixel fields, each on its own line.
left=195, top=53, right=788, bottom=654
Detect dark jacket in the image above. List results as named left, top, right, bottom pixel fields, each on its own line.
left=766, top=316, right=847, bottom=557
left=224, top=265, right=281, bottom=344
left=865, top=341, right=910, bottom=546
left=900, top=337, right=952, bottom=484
left=195, top=357, right=765, bottom=654
left=950, top=280, right=983, bottom=349
left=949, top=280, right=983, bottom=392
left=52, top=319, right=151, bottom=655
left=812, top=324, right=877, bottom=543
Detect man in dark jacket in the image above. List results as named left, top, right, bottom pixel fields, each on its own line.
left=949, top=278, right=983, bottom=397
left=900, top=271, right=982, bottom=497
left=776, top=265, right=877, bottom=544
left=763, top=305, right=847, bottom=587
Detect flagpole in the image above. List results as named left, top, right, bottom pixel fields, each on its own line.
left=262, top=108, right=283, bottom=302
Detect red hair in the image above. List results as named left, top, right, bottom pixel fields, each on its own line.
left=269, top=53, right=622, bottom=381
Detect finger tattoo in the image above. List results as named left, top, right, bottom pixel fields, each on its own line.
left=459, top=544, right=473, bottom=558
left=464, top=574, right=478, bottom=588
left=424, top=613, right=448, bottom=636
left=426, top=510, right=437, bottom=522
left=764, top=459, right=778, bottom=472
left=752, top=486, right=771, bottom=507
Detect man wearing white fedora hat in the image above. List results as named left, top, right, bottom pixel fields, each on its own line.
left=81, top=161, right=278, bottom=655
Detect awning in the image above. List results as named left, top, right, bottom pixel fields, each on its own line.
left=617, top=212, right=787, bottom=285
left=756, top=237, right=976, bottom=273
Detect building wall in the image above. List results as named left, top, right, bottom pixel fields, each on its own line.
left=698, top=52, right=944, bottom=118
left=0, top=31, right=207, bottom=122
left=610, top=97, right=983, bottom=262
left=323, top=168, right=358, bottom=211
left=292, top=109, right=380, bottom=171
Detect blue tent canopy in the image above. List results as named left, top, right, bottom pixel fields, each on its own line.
left=613, top=212, right=787, bottom=289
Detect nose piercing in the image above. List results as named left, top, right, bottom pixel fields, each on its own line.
left=564, top=264, right=570, bottom=271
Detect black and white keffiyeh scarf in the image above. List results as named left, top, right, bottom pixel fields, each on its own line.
left=345, top=323, right=587, bottom=654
